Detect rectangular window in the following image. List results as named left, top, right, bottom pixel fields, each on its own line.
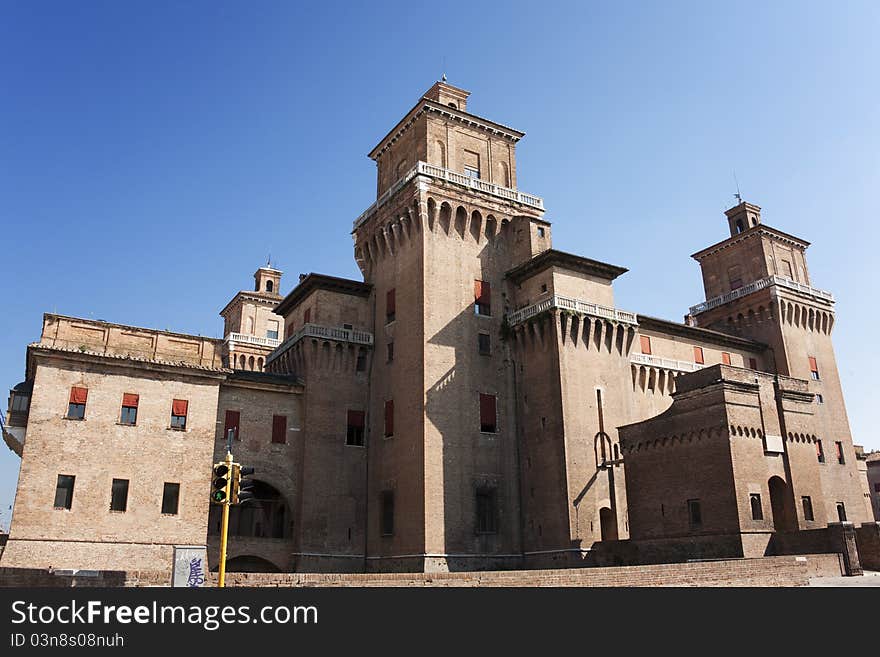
left=387, top=341, right=394, bottom=362
left=303, top=307, right=311, bottom=324
left=640, top=335, right=652, bottom=355
left=749, top=493, right=763, bottom=520
left=749, top=357, right=758, bottom=370
left=780, top=259, right=794, bottom=279
left=476, top=488, right=498, bottom=534
left=11, top=394, right=29, bottom=412
left=474, top=280, right=491, bottom=316
left=835, top=441, right=845, bottom=464
left=346, top=410, right=365, bottom=446
left=54, top=474, right=75, bottom=510
left=266, top=320, right=279, bottom=340
left=171, top=399, right=188, bottom=430
left=693, top=346, right=704, bottom=364
left=537, top=226, right=546, bottom=238
left=272, top=415, right=287, bottom=444
left=722, top=352, right=732, bottom=366
left=386, top=288, right=396, bottom=323
left=687, top=499, right=702, bottom=528
left=728, top=265, right=743, bottom=291
left=816, top=393, right=824, bottom=404
left=161, top=483, right=180, bottom=515
left=384, top=400, right=394, bottom=437
left=224, top=410, right=240, bottom=441
left=802, top=496, right=814, bottom=521
left=817, top=439, right=825, bottom=463
left=836, top=502, right=847, bottom=522
left=479, top=393, right=497, bottom=433
left=464, top=165, right=480, bottom=179
left=356, top=350, right=367, bottom=372
left=67, top=386, right=88, bottom=419
left=808, top=356, right=819, bottom=380
left=478, top=333, right=491, bottom=356
left=286, top=322, right=294, bottom=338
left=874, top=483, right=880, bottom=493
left=120, top=393, right=139, bottom=425
left=381, top=490, right=394, bottom=536
left=110, top=478, right=129, bottom=512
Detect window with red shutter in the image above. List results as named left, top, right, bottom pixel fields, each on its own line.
left=120, top=393, right=139, bottom=426
left=808, top=356, right=819, bottom=380
left=474, top=280, right=491, bottom=316
left=384, top=400, right=394, bottom=437
left=303, top=308, right=311, bottom=324
left=171, top=399, right=188, bottom=430
left=640, top=335, right=652, bottom=355
left=835, top=441, right=844, bottom=464
left=817, top=439, right=825, bottom=463
left=479, top=393, right=497, bottom=433
left=224, top=410, right=240, bottom=441
left=272, top=415, right=287, bottom=444
left=722, top=352, right=731, bottom=366
left=749, top=357, right=758, bottom=370
left=693, top=346, right=704, bottom=364
left=67, top=387, right=88, bottom=419
left=386, top=289, right=396, bottom=323
left=347, top=410, right=365, bottom=446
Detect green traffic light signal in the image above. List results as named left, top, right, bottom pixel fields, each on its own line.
left=211, top=463, right=230, bottom=504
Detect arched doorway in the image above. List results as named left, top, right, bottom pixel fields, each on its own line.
left=768, top=476, right=794, bottom=532
left=209, top=480, right=292, bottom=539
left=599, top=507, right=618, bottom=541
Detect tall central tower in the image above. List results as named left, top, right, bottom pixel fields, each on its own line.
left=352, top=81, right=549, bottom=571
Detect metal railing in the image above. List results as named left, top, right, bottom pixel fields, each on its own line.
left=266, top=323, right=374, bottom=363
left=630, top=353, right=705, bottom=373
left=353, top=161, right=544, bottom=230
left=225, top=333, right=283, bottom=348
left=506, top=294, right=638, bottom=326
left=689, top=275, right=834, bottom=315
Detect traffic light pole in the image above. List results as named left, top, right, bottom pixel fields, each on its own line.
left=217, top=449, right=234, bottom=588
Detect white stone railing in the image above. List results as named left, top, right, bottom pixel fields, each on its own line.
left=353, top=161, right=544, bottom=230
left=630, top=353, right=705, bottom=373
left=266, top=323, right=374, bottom=363
left=689, top=275, right=834, bottom=315
left=506, top=294, right=638, bottom=326
left=225, top=333, right=282, bottom=348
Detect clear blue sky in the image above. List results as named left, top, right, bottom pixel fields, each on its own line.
left=1, top=1, right=878, bottom=528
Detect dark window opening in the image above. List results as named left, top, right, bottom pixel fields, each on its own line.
left=476, top=488, right=498, bottom=534
left=271, top=415, right=287, bottom=444
left=224, top=410, right=240, bottom=441
left=386, top=289, right=396, bottom=323
left=835, top=441, right=845, bottom=464
left=110, top=478, right=129, bottom=512
left=750, top=493, right=763, bottom=520
left=346, top=410, right=365, bottom=447
left=802, top=496, right=814, bottom=521
left=54, top=474, right=75, bottom=510
left=479, top=393, right=497, bottom=433
left=266, top=280, right=274, bottom=293
left=474, top=280, right=491, bottom=316
left=384, top=400, right=394, bottom=437
left=817, top=440, right=825, bottom=463
left=688, top=499, right=702, bottom=528
left=162, top=483, right=180, bottom=515
left=478, top=333, right=491, bottom=356
left=538, top=226, right=545, bottom=238
left=387, top=341, right=394, bottom=362
left=381, top=491, right=394, bottom=536
left=836, top=502, right=847, bottom=522
left=356, top=351, right=367, bottom=372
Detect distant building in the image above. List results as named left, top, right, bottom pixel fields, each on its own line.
left=1, top=81, right=875, bottom=574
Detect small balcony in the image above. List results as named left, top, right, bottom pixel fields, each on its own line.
left=689, top=275, right=834, bottom=315
left=630, top=353, right=705, bottom=373
left=506, top=294, right=638, bottom=327
left=266, top=323, right=374, bottom=365
left=224, top=332, right=283, bottom=348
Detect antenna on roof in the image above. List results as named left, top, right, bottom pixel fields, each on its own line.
left=733, top=170, right=743, bottom=204
left=267, top=254, right=272, bottom=268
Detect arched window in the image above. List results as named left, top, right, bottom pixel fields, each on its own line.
left=257, top=357, right=263, bottom=371
left=736, top=219, right=745, bottom=233
left=266, top=280, right=274, bottom=293
left=248, top=356, right=255, bottom=371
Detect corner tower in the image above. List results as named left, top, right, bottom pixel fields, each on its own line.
left=688, top=201, right=869, bottom=525
left=219, top=264, right=285, bottom=372
left=352, top=81, right=548, bottom=572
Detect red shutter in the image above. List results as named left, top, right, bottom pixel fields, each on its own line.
left=722, top=352, right=731, bottom=365
left=303, top=308, right=311, bottom=324
left=122, top=393, right=139, bottom=408
left=749, top=358, right=757, bottom=370
left=172, top=399, right=188, bottom=416
left=474, top=280, right=491, bottom=304
left=808, top=356, right=818, bottom=373
left=640, top=336, right=651, bottom=355
left=479, top=393, right=497, bottom=430
left=816, top=440, right=823, bottom=457
left=348, top=410, right=365, bottom=428
left=384, top=400, right=394, bottom=437
left=693, top=347, right=704, bottom=364
left=286, top=323, right=294, bottom=336
left=386, top=289, right=396, bottom=315
left=272, top=415, right=287, bottom=444
left=69, top=387, right=88, bottom=404
left=224, top=410, right=240, bottom=439
left=835, top=442, right=843, bottom=460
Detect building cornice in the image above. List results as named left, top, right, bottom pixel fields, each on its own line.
left=506, top=249, right=628, bottom=284
left=224, top=370, right=304, bottom=392
left=637, top=315, right=767, bottom=351
left=218, top=291, right=283, bottom=318
left=273, top=273, right=371, bottom=318
left=368, top=99, right=525, bottom=162
left=691, top=224, right=811, bottom=261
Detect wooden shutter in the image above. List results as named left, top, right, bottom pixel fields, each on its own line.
left=808, top=356, right=818, bottom=373
left=172, top=399, right=188, bottom=416
left=722, top=352, right=731, bottom=365
left=693, top=347, right=704, bottom=364
left=303, top=308, right=311, bottom=324
left=479, top=393, right=497, bottom=430
left=69, top=387, right=88, bottom=404
left=749, top=358, right=757, bottom=370
left=348, top=410, right=365, bottom=428
left=386, top=289, right=396, bottom=315
left=816, top=440, right=823, bottom=457
left=384, top=400, right=394, bottom=437
left=224, top=410, right=240, bottom=439
left=122, top=393, right=139, bottom=407
left=640, top=335, right=651, bottom=355
left=474, top=280, right=491, bottom=304
left=272, top=415, right=287, bottom=444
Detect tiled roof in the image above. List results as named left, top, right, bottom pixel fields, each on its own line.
left=28, top=343, right=230, bottom=373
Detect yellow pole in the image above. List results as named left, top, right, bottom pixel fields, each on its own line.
left=217, top=450, right=233, bottom=587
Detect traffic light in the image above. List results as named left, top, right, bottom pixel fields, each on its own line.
left=211, top=463, right=230, bottom=504
left=231, top=465, right=255, bottom=504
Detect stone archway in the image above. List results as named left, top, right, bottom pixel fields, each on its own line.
left=768, top=476, right=795, bottom=532
left=599, top=506, right=618, bottom=542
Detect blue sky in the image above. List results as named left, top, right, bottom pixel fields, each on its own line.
left=1, top=1, right=878, bottom=527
